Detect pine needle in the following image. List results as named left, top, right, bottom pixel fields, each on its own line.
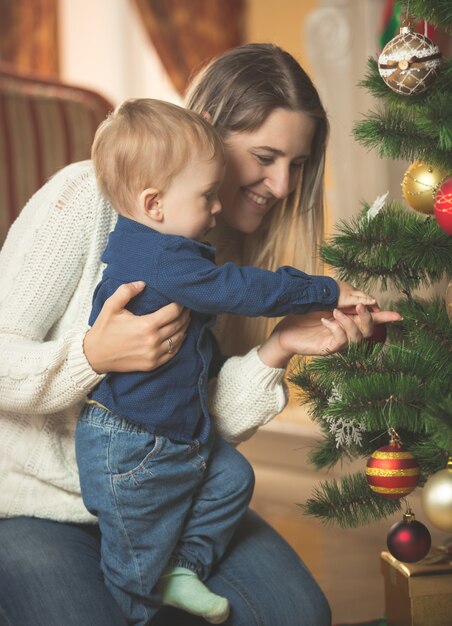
left=300, top=473, right=402, bottom=528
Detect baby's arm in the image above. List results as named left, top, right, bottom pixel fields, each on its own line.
left=154, top=240, right=343, bottom=317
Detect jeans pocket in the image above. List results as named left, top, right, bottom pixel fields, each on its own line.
left=109, top=428, right=163, bottom=480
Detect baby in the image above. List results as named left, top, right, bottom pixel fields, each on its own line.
left=76, top=98, right=375, bottom=625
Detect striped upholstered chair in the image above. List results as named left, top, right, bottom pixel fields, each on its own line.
left=0, top=63, right=112, bottom=246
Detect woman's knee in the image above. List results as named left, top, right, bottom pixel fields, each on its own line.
left=0, top=517, right=126, bottom=626
left=209, top=509, right=332, bottom=626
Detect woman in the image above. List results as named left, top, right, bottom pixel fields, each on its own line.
left=0, top=43, right=400, bottom=625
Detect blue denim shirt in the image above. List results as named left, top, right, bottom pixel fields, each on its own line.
left=89, top=216, right=338, bottom=443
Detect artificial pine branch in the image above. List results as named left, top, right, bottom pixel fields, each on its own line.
left=359, top=57, right=452, bottom=105
left=320, top=204, right=452, bottom=292
left=394, top=297, right=452, bottom=372
left=292, top=325, right=450, bottom=472
left=308, top=433, right=357, bottom=470
left=295, top=0, right=452, bottom=529
left=355, top=57, right=452, bottom=161
left=353, top=108, right=452, bottom=168
left=410, top=434, right=451, bottom=472
left=399, top=0, right=452, bottom=32
left=300, top=472, right=402, bottom=527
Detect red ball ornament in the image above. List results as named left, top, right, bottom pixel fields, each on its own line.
left=387, top=510, right=431, bottom=563
left=366, top=322, right=387, bottom=348
left=365, top=435, right=420, bottom=499
left=434, top=176, right=452, bottom=235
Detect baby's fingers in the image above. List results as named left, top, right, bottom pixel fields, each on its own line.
left=339, top=292, right=376, bottom=307
left=351, top=291, right=376, bottom=304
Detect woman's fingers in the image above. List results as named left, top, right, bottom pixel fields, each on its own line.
left=141, top=303, right=190, bottom=364
left=355, top=303, right=374, bottom=338
left=332, top=308, right=363, bottom=343
left=317, top=304, right=403, bottom=355
left=153, top=304, right=190, bottom=339
left=370, top=310, right=403, bottom=324
left=320, top=316, right=348, bottom=350
left=101, top=281, right=146, bottom=314
left=85, top=283, right=190, bottom=373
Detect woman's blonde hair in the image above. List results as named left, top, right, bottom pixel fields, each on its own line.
left=92, top=98, right=224, bottom=212
left=185, top=43, right=329, bottom=354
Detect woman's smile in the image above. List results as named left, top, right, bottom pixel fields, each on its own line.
left=242, top=188, right=271, bottom=210
left=219, top=108, right=316, bottom=233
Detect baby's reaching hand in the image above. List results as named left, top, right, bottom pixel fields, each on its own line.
left=336, top=280, right=376, bottom=308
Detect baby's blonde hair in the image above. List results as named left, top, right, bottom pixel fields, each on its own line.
left=92, top=98, right=224, bottom=212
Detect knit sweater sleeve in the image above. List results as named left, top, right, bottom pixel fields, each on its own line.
left=207, top=347, right=288, bottom=445
left=0, top=162, right=105, bottom=414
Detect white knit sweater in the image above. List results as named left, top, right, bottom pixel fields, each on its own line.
left=0, top=161, right=288, bottom=523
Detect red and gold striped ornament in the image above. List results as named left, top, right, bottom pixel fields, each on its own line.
left=365, top=435, right=420, bottom=499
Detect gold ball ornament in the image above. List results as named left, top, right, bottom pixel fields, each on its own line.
left=401, top=161, right=449, bottom=214
left=421, top=459, right=452, bottom=533
left=378, top=26, right=442, bottom=95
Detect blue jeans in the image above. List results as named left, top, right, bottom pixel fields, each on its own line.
left=0, top=511, right=331, bottom=625
left=75, top=404, right=255, bottom=625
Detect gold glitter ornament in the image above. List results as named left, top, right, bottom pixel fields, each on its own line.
left=421, top=459, right=452, bottom=534
left=401, top=161, right=449, bottom=214
left=378, top=26, right=442, bottom=96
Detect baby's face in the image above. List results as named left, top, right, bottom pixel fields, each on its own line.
left=159, top=154, right=224, bottom=240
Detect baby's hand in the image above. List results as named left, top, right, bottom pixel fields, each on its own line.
left=336, top=280, right=376, bottom=308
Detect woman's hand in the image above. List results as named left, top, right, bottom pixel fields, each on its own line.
left=257, top=304, right=402, bottom=368
left=83, top=281, right=190, bottom=373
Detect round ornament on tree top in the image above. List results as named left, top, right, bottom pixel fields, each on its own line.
left=365, top=431, right=420, bottom=499
left=387, top=509, right=431, bottom=563
left=434, top=176, right=452, bottom=235
left=378, top=26, right=442, bottom=95
left=401, top=161, right=449, bottom=214
left=421, top=458, right=452, bottom=533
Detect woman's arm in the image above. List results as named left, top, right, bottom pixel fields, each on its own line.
left=0, top=164, right=105, bottom=413
left=208, top=347, right=288, bottom=445
left=0, top=163, right=189, bottom=414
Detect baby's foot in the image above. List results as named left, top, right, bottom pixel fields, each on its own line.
left=158, top=566, right=229, bottom=624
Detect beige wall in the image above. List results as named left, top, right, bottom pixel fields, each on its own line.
left=245, top=0, right=317, bottom=71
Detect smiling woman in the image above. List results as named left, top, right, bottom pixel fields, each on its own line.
left=0, top=41, right=402, bottom=626
left=218, top=108, right=316, bottom=235
left=186, top=43, right=329, bottom=354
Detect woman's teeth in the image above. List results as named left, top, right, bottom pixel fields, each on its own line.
left=244, top=190, right=267, bottom=206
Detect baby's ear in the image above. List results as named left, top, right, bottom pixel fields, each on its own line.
left=140, top=188, right=162, bottom=222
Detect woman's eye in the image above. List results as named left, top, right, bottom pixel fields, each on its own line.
left=291, top=161, right=306, bottom=170
left=255, top=154, right=274, bottom=165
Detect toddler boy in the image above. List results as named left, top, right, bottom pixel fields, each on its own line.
left=76, top=98, right=374, bottom=625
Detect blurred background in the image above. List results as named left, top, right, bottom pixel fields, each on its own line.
left=1, top=1, right=450, bottom=623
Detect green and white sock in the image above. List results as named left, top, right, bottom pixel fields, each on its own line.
left=158, top=566, right=230, bottom=624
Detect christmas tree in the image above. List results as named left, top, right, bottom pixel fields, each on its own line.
left=291, top=0, right=452, bottom=545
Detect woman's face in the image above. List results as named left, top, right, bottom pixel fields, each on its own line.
left=219, top=108, right=316, bottom=234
